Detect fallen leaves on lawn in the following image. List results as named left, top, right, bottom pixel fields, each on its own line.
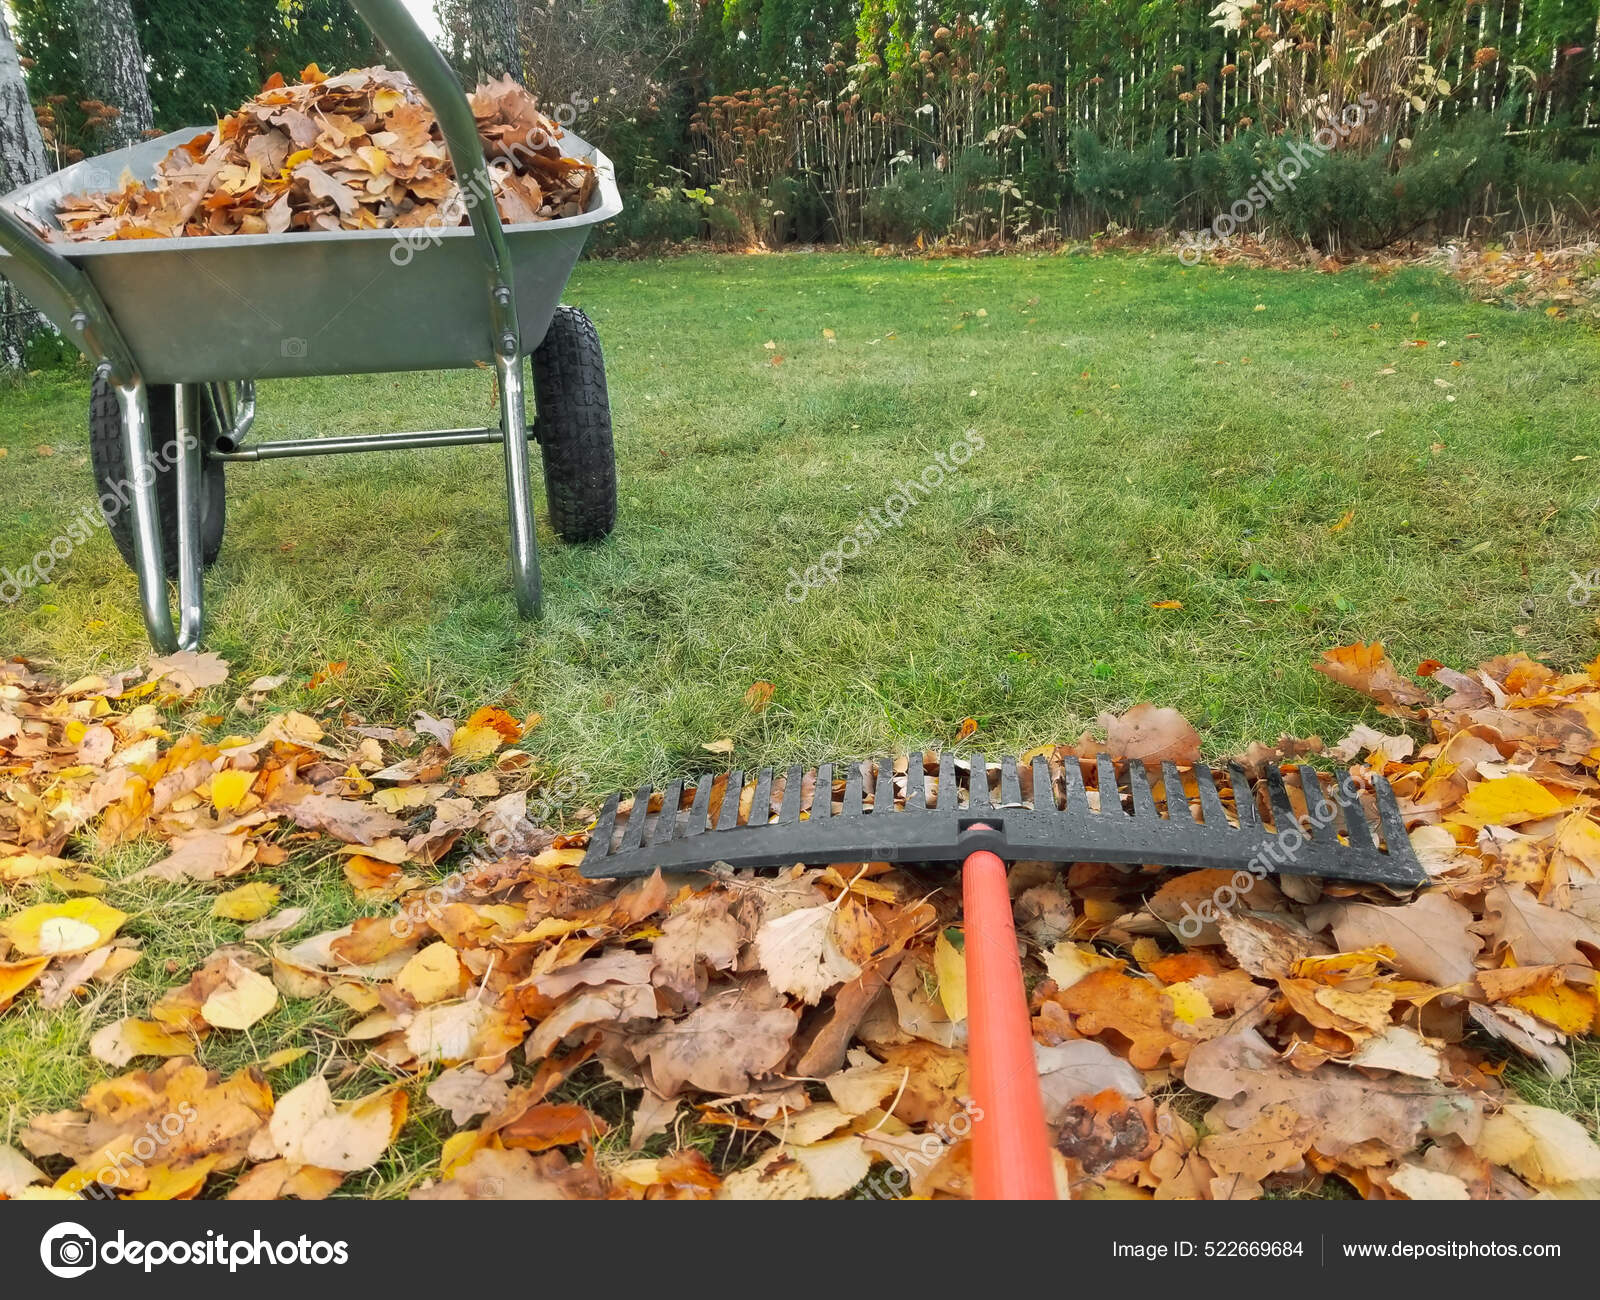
left=7, top=640, right=1600, bottom=1200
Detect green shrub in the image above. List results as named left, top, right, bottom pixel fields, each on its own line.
left=1070, top=131, right=1183, bottom=229
left=863, top=165, right=957, bottom=243
left=587, top=185, right=702, bottom=254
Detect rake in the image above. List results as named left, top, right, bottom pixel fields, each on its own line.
left=582, top=751, right=1424, bottom=1200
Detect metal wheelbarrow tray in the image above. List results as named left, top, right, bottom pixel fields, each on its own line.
left=0, top=0, right=622, bottom=651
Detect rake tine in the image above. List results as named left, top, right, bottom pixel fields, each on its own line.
left=842, top=761, right=866, bottom=816
left=1161, top=761, right=1193, bottom=823
left=681, top=775, right=713, bottom=838
left=905, top=752, right=926, bottom=811
left=1000, top=756, right=1023, bottom=807
left=1127, top=759, right=1158, bottom=819
left=1298, top=767, right=1338, bottom=836
left=750, top=768, right=774, bottom=827
left=812, top=763, right=834, bottom=820
left=969, top=753, right=990, bottom=811
left=778, top=765, right=804, bottom=824
left=1096, top=754, right=1124, bottom=816
left=649, top=779, right=683, bottom=845
left=1262, top=766, right=1300, bottom=837
left=1333, top=770, right=1374, bottom=853
left=619, top=782, right=653, bottom=852
left=1193, top=766, right=1228, bottom=828
left=715, top=770, right=745, bottom=832
left=937, top=752, right=956, bottom=810
left=1374, top=775, right=1408, bottom=854
left=1227, top=764, right=1260, bottom=829
left=591, top=792, right=620, bottom=859
left=874, top=758, right=896, bottom=814
left=1061, top=755, right=1088, bottom=816
left=1030, top=755, right=1055, bottom=813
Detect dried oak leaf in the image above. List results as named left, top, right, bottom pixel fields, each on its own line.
left=1095, top=702, right=1202, bottom=766
left=1480, top=884, right=1600, bottom=967
left=1055, top=1088, right=1159, bottom=1180
left=651, top=891, right=746, bottom=1001
left=411, top=1145, right=604, bottom=1200
left=278, top=792, right=405, bottom=845
left=630, top=980, right=799, bottom=1096
left=1184, top=1026, right=1482, bottom=1162
left=426, top=1062, right=513, bottom=1126
left=146, top=650, right=230, bottom=697
left=267, top=1076, right=407, bottom=1172
left=1307, top=892, right=1481, bottom=987
left=1056, top=968, right=1194, bottom=1069
left=1314, top=641, right=1428, bottom=707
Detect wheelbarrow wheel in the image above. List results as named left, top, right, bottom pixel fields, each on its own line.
left=89, top=375, right=226, bottom=576
left=531, top=306, right=616, bottom=543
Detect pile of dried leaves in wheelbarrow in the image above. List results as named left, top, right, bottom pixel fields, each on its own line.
left=2, top=642, right=1600, bottom=1201
left=46, top=65, right=596, bottom=241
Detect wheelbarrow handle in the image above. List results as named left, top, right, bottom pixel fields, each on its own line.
left=0, top=203, right=140, bottom=385
left=349, top=0, right=542, bottom=619
left=348, top=0, right=521, bottom=358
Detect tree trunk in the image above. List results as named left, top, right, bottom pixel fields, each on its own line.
left=0, top=10, right=51, bottom=371
left=469, top=0, right=522, bottom=82
left=70, top=0, right=154, bottom=149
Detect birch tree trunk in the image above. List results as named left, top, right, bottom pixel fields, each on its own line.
left=469, top=0, right=522, bottom=82
left=0, top=10, right=50, bottom=370
left=70, top=0, right=154, bottom=148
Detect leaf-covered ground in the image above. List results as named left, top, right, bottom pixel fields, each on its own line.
left=2, top=642, right=1600, bottom=1201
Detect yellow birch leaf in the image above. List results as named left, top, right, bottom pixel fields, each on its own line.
left=211, top=882, right=281, bottom=921
left=0, top=897, right=127, bottom=956
left=0, top=956, right=51, bottom=1011
left=449, top=725, right=502, bottom=761
left=934, top=929, right=967, bottom=1022
left=1456, top=774, right=1566, bottom=827
left=394, top=941, right=466, bottom=1004
left=210, top=768, right=255, bottom=813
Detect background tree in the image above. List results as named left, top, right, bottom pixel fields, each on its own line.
left=69, top=0, right=154, bottom=147
left=13, top=0, right=381, bottom=131
left=0, top=9, right=51, bottom=368
left=467, top=0, right=523, bottom=81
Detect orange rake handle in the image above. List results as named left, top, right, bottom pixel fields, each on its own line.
left=961, top=845, right=1058, bottom=1199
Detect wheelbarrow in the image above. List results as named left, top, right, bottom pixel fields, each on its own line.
left=0, top=0, right=623, bottom=652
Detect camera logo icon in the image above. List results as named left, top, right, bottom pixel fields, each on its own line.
left=280, top=337, right=308, bottom=359
left=41, top=1222, right=97, bottom=1278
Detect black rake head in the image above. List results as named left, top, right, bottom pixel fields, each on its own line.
left=579, top=751, right=1425, bottom=892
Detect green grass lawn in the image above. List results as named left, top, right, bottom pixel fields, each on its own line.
left=3, top=250, right=1598, bottom=790
left=2, top=248, right=1599, bottom=1182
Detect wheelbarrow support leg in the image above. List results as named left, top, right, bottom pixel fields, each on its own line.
left=173, top=383, right=206, bottom=648
left=113, top=377, right=179, bottom=653
left=497, top=350, right=542, bottom=617
left=351, top=0, right=543, bottom=618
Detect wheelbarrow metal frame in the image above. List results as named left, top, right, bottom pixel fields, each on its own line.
left=0, top=0, right=621, bottom=651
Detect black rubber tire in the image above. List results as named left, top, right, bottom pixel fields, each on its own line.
left=531, top=306, right=617, bottom=543
left=89, top=376, right=226, bottom=576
